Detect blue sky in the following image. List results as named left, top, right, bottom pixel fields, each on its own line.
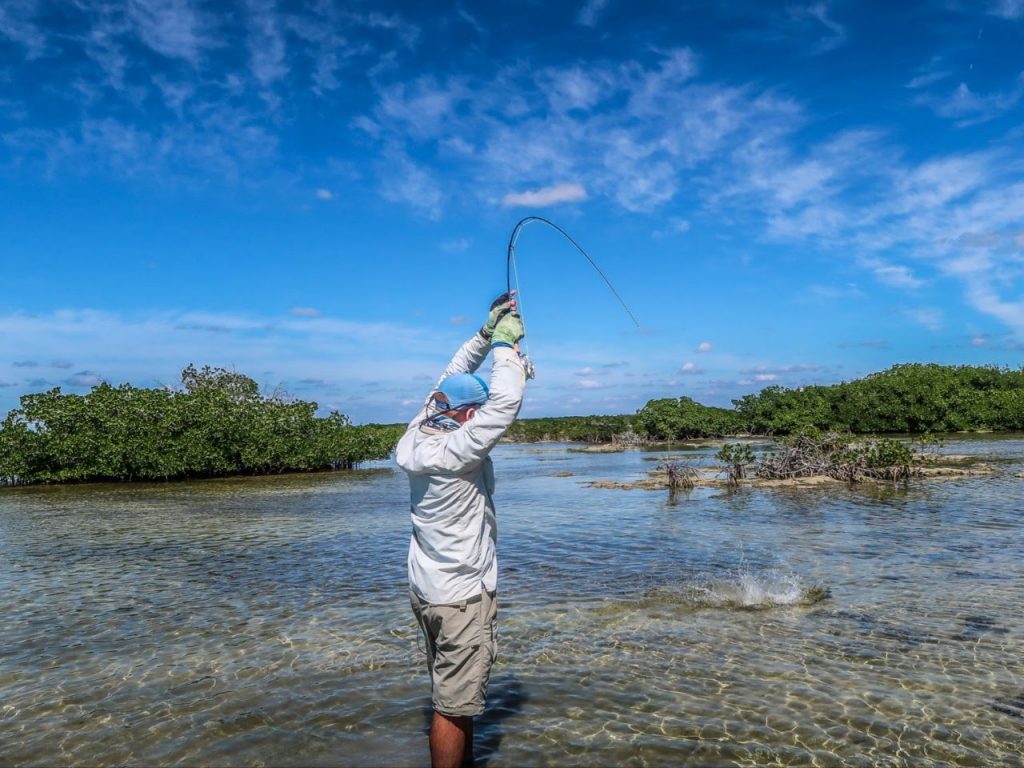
left=1, top=0, right=1023, bottom=423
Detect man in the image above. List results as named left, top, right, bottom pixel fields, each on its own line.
left=396, top=293, right=527, bottom=768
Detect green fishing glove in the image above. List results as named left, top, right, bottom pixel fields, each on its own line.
left=491, top=312, right=524, bottom=348
left=480, top=292, right=516, bottom=341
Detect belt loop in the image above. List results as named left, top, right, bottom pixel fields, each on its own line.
left=459, top=599, right=468, bottom=612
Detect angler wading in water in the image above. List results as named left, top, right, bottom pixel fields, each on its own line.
left=397, top=220, right=632, bottom=766
left=397, top=293, right=527, bottom=768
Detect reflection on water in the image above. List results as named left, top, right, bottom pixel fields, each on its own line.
left=1, top=438, right=1023, bottom=765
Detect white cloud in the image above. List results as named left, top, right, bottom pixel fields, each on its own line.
left=373, top=75, right=471, bottom=142
left=754, top=373, right=779, bottom=382
left=449, top=316, right=468, bottom=325
left=577, top=379, right=606, bottom=389
left=906, top=70, right=951, bottom=90
left=379, top=149, right=444, bottom=219
left=315, top=188, right=334, bottom=200
left=902, top=307, right=943, bottom=331
left=0, top=308, right=450, bottom=422
left=697, top=341, right=713, bottom=353
left=441, top=237, right=472, bottom=253
left=838, top=339, right=890, bottom=349
left=958, top=273, right=1024, bottom=334
left=741, top=364, right=822, bottom=375
left=246, top=0, right=288, bottom=92
left=361, top=48, right=798, bottom=216
left=129, top=0, right=214, bottom=65
left=290, top=307, right=320, bottom=316
left=679, top=362, right=703, bottom=375
left=791, top=2, right=847, bottom=54
left=0, top=0, right=47, bottom=58
left=576, top=0, right=611, bottom=27
left=989, top=0, right=1024, bottom=19
left=66, top=370, right=106, bottom=387
left=918, top=74, right=1024, bottom=127
left=502, top=183, right=587, bottom=207
left=862, top=259, right=923, bottom=289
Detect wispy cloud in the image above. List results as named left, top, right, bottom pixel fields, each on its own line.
left=921, top=74, right=1024, bottom=127
left=378, top=148, right=444, bottom=219
left=861, top=258, right=924, bottom=289
left=679, top=362, right=704, bottom=375
left=790, top=2, right=847, bottom=54
left=360, top=48, right=797, bottom=215
left=130, top=0, right=215, bottom=65
left=246, top=0, right=287, bottom=96
left=65, top=370, right=105, bottom=388
left=290, top=307, right=321, bottom=317
left=0, top=308, right=449, bottom=421
left=0, top=0, right=47, bottom=58
left=906, top=57, right=952, bottom=90
left=441, top=237, right=472, bottom=253
left=902, top=307, right=943, bottom=331
left=502, top=182, right=588, bottom=207
left=577, top=0, right=611, bottom=27
left=697, top=342, right=713, bottom=353
left=0, top=2, right=417, bottom=184
left=740, top=364, right=822, bottom=375
left=989, top=0, right=1024, bottom=20
left=838, top=339, right=890, bottom=349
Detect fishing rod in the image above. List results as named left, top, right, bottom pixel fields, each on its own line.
left=503, top=216, right=639, bottom=380
left=505, top=216, right=641, bottom=329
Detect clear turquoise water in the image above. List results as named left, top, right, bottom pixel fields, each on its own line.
left=1, top=437, right=1022, bottom=766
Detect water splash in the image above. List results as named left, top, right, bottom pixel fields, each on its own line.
left=645, top=568, right=830, bottom=610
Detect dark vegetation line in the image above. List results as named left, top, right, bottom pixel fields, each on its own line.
left=2, top=363, right=1022, bottom=486
left=0, top=366, right=401, bottom=486
left=512, top=363, right=1024, bottom=442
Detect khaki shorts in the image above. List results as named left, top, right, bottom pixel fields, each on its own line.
left=410, top=589, right=497, bottom=717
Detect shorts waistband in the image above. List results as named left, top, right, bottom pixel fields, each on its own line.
left=410, top=589, right=496, bottom=611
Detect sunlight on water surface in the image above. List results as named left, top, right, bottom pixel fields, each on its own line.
left=1, top=437, right=1022, bottom=765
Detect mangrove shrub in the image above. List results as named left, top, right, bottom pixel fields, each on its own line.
left=635, top=396, right=742, bottom=440
left=0, top=365, right=401, bottom=485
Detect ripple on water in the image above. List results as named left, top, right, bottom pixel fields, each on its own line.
left=1, top=441, right=1024, bottom=765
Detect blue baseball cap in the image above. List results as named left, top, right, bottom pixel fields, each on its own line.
left=435, top=373, right=489, bottom=409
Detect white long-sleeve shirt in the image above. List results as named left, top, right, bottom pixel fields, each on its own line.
left=396, top=334, right=526, bottom=604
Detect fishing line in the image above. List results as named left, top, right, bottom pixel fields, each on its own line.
left=505, top=216, right=640, bottom=331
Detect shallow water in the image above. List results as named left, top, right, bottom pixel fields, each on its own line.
left=1, top=437, right=1022, bottom=766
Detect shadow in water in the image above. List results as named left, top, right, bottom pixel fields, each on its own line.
left=475, top=674, right=529, bottom=766
left=418, top=674, right=530, bottom=767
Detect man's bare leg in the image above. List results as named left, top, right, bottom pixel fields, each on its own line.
left=429, top=711, right=473, bottom=768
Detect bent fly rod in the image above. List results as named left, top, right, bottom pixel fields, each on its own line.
left=506, top=215, right=640, bottom=326
left=504, top=216, right=640, bottom=379
left=505, top=217, right=638, bottom=378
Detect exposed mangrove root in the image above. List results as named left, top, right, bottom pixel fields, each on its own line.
left=755, top=430, right=921, bottom=483
left=584, top=429, right=998, bottom=493
left=657, top=461, right=701, bottom=492
left=715, top=443, right=755, bottom=486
